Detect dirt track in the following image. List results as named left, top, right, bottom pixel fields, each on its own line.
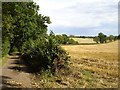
left=0, top=54, right=33, bottom=88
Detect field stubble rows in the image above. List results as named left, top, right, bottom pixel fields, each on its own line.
left=32, top=40, right=119, bottom=88
left=61, top=40, right=118, bottom=88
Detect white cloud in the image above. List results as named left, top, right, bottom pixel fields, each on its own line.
left=33, top=0, right=118, bottom=35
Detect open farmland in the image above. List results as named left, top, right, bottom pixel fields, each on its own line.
left=61, top=40, right=118, bottom=88
left=72, top=38, right=96, bottom=44
left=2, top=1, right=119, bottom=89
left=32, top=40, right=119, bottom=88
left=1, top=40, right=119, bottom=88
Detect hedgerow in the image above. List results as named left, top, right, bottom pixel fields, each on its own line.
left=21, top=31, right=70, bottom=74
left=2, top=2, right=71, bottom=74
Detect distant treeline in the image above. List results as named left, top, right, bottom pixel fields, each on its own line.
left=54, top=34, right=79, bottom=45
left=56, top=33, right=120, bottom=44
left=69, top=33, right=120, bottom=44
left=69, top=35, right=94, bottom=38
left=93, top=33, right=119, bottom=43
left=69, top=34, right=120, bottom=39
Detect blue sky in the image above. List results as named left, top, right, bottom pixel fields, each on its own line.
left=34, top=0, right=119, bottom=36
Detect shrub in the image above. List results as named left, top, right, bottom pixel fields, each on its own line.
left=109, top=35, right=114, bottom=42
left=118, top=34, right=120, bottom=39
left=21, top=33, right=70, bottom=74
left=98, top=32, right=107, bottom=43
left=93, top=36, right=99, bottom=43
left=68, top=38, right=79, bottom=45
left=55, top=34, right=79, bottom=45
left=2, top=39, right=10, bottom=57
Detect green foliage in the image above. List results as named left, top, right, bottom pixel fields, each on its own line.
left=98, top=32, right=107, bottom=43
left=2, top=39, right=10, bottom=57
left=94, top=32, right=118, bottom=44
left=2, top=2, right=51, bottom=53
left=114, top=36, right=118, bottom=41
left=69, top=35, right=94, bottom=38
left=68, top=38, right=79, bottom=44
left=2, top=2, right=70, bottom=74
left=21, top=31, right=70, bottom=73
left=108, top=35, right=114, bottom=42
left=93, top=36, right=99, bottom=43
left=118, top=34, right=120, bottom=39
left=55, top=34, right=79, bottom=45
left=103, top=35, right=107, bottom=43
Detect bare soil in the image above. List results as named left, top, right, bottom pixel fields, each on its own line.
left=0, top=53, right=33, bottom=88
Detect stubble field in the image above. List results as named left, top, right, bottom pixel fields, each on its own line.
left=61, top=40, right=118, bottom=88
left=72, top=38, right=96, bottom=44
left=33, top=39, right=119, bottom=88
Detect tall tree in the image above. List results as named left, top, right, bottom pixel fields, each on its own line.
left=109, top=35, right=114, bottom=42
left=98, top=32, right=106, bottom=43
left=2, top=2, right=51, bottom=53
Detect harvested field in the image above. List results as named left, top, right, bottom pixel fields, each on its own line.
left=33, top=40, right=118, bottom=88
left=61, top=40, right=118, bottom=88
left=72, top=38, right=96, bottom=44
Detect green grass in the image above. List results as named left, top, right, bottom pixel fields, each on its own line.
left=0, top=54, right=9, bottom=67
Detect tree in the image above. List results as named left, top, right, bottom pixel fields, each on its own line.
left=62, top=34, right=69, bottom=44
left=93, top=36, right=99, bottom=43
left=55, top=34, right=78, bottom=45
left=55, top=35, right=63, bottom=44
left=2, top=2, right=70, bottom=74
left=109, top=35, right=114, bottom=42
left=104, top=35, right=107, bottom=43
left=114, top=36, right=118, bottom=41
left=98, top=32, right=106, bottom=43
left=2, top=2, right=51, bottom=53
left=118, top=34, right=120, bottom=39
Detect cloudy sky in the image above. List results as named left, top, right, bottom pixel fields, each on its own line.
left=33, top=0, right=119, bottom=36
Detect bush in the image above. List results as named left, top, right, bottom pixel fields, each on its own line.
left=55, top=34, right=79, bottom=45
left=2, top=39, right=10, bottom=57
left=21, top=33, right=70, bottom=74
left=68, top=38, right=79, bottom=45
left=98, top=33, right=107, bottom=43
left=93, top=36, right=99, bottom=43
left=109, top=35, right=114, bottom=42
left=94, top=32, right=117, bottom=44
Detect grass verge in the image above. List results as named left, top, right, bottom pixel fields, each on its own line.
left=0, top=54, right=9, bottom=67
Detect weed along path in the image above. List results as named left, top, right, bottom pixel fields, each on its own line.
left=0, top=53, right=33, bottom=88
